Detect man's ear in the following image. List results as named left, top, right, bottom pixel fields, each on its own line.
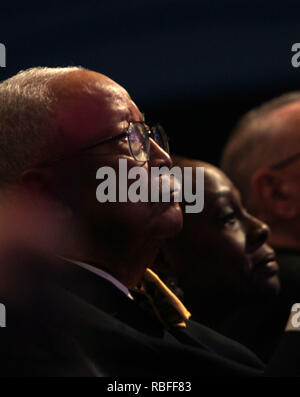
left=20, top=168, right=52, bottom=195
left=251, top=168, right=297, bottom=220
left=19, top=168, right=72, bottom=219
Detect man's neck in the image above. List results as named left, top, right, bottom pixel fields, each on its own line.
left=59, top=238, right=161, bottom=289
left=62, top=257, right=134, bottom=299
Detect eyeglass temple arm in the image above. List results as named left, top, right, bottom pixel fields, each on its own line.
left=83, top=132, right=129, bottom=151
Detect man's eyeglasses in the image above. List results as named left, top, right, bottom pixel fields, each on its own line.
left=35, top=121, right=169, bottom=168
left=270, top=152, right=300, bottom=169
left=84, top=121, right=169, bottom=163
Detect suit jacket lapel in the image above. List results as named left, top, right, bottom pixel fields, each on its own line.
left=48, top=257, right=165, bottom=337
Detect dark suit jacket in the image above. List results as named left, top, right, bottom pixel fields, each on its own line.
left=0, top=251, right=299, bottom=377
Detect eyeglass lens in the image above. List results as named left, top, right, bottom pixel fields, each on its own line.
left=127, top=123, right=169, bottom=162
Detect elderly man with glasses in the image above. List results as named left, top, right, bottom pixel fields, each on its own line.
left=0, top=67, right=300, bottom=377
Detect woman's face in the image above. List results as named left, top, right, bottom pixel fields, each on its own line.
left=167, top=164, right=280, bottom=296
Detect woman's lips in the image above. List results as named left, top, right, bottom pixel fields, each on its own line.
left=253, top=254, right=279, bottom=278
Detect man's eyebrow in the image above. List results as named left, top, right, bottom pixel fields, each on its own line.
left=129, top=111, right=145, bottom=122
left=127, top=103, right=145, bottom=122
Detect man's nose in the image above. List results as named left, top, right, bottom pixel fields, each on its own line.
left=148, top=138, right=172, bottom=168
left=245, top=214, right=270, bottom=254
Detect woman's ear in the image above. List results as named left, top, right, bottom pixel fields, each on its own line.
left=251, top=168, right=297, bottom=220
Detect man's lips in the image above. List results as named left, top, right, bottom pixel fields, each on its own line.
left=252, top=254, right=279, bottom=278
left=154, top=175, right=182, bottom=201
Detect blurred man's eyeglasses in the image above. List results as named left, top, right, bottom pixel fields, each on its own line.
left=270, top=152, right=300, bottom=169
left=35, top=121, right=169, bottom=168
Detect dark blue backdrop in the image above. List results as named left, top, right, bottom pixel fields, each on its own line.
left=1, top=0, right=300, bottom=163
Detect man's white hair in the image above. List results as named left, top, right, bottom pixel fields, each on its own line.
left=0, top=66, right=84, bottom=185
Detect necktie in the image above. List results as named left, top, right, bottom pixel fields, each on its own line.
left=131, top=268, right=191, bottom=329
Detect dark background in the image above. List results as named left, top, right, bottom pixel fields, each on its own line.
left=1, top=0, right=300, bottom=165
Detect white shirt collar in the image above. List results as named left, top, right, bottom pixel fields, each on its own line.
left=61, top=257, right=134, bottom=300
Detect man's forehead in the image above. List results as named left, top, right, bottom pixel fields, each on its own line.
left=57, top=71, right=131, bottom=111
left=265, top=102, right=300, bottom=155
left=274, top=101, right=300, bottom=118
left=52, top=69, right=126, bottom=96
left=53, top=70, right=140, bottom=150
left=269, top=101, right=300, bottom=132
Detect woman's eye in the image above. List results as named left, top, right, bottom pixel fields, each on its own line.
left=221, top=212, right=237, bottom=225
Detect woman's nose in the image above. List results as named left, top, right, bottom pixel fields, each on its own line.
left=246, top=215, right=270, bottom=254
